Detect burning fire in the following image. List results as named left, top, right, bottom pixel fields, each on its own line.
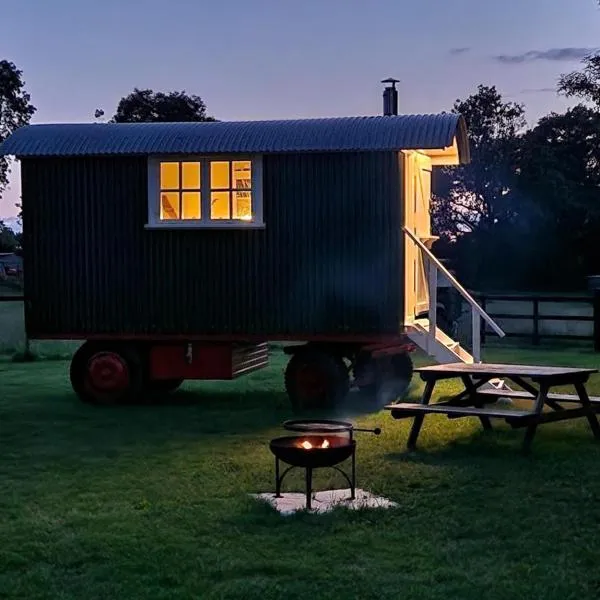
left=301, top=439, right=330, bottom=449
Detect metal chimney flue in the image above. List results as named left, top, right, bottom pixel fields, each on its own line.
left=381, top=77, right=399, bottom=116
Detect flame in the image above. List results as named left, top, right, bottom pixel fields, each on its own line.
left=300, top=439, right=330, bottom=449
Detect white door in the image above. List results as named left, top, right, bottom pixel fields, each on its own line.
left=403, top=151, right=433, bottom=323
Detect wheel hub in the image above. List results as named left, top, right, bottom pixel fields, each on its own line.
left=87, top=352, right=129, bottom=391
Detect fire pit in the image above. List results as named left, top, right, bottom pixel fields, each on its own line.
left=269, top=419, right=381, bottom=510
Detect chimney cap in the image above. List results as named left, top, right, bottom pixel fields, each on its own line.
left=381, top=77, right=400, bottom=87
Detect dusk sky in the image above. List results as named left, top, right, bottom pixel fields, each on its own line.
left=1, top=0, right=599, bottom=218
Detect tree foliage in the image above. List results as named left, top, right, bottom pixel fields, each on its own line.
left=0, top=60, right=36, bottom=198
left=432, top=85, right=526, bottom=239
left=97, top=88, right=216, bottom=123
left=515, top=105, right=600, bottom=288
left=558, top=54, right=600, bottom=109
left=0, top=220, right=19, bottom=252
left=431, top=78, right=600, bottom=291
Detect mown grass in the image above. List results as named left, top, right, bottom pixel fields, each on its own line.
left=0, top=298, right=80, bottom=358
left=2, top=346, right=600, bottom=599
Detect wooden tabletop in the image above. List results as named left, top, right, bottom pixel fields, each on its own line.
left=415, top=363, right=598, bottom=378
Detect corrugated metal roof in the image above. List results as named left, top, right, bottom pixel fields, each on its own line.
left=0, top=114, right=469, bottom=162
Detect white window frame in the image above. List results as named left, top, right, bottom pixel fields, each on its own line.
left=145, top=154, right=264, bottom=229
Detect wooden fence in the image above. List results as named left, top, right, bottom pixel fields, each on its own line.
left=474, top=293, right=596, bottom=346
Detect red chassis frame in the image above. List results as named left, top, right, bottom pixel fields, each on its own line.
left=30, top=333, right=416, bottom=381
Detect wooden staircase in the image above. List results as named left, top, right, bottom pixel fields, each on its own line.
left=403, top=228, right=510, bottom=393
left=409, top=317, right=475, bottom=364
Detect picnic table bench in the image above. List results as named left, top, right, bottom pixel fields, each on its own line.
left=385, top=363, right=600, bottom=454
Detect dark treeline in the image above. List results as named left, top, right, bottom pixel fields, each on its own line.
left=432, top=51, right=600, bottom=292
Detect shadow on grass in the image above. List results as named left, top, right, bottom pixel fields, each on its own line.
left=383, top=420, right=600, bottom=466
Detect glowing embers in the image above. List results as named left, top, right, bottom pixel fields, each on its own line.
left=301, top=438, right=330, bottom=449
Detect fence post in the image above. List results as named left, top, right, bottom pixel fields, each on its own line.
left=594, top=291, right=600, bottom=352
left=533, top=298, right=540, bottom=346
left=472, top=311, right=482, bottom=362
left=480, top=295, right=487, bottom=346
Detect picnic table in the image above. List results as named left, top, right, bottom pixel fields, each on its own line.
left=385, top=363, right=600, bottom=454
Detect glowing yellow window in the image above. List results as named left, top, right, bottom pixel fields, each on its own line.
left=209, top=160, right=253, bottom=221
left=161, top=192, right=180, bottom=220
left=159, top=161, right=201, bottom=220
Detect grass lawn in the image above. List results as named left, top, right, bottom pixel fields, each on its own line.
left=0, top=299, right=79, bottom=357
left=2, top=346, right=600, bottom=599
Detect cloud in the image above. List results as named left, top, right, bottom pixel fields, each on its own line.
left=519, top=87, right=557, bottom=94
left=449, top=47, right=470, bottom=55
left=494, top=47, right=596, bottom=64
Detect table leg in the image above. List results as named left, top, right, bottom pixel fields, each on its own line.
left=462, top=375, right=492, bottom=431
left=445, top=375, right=493, bottom=406
left=574, top=382, right=600, bottom=440
left=511, top=375, right=564, bottom=412
left=522, top=383, right=549, bottom=454
left=407, top=380, right=436, bottom=450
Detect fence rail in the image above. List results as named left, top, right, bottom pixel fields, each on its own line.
left=474, top=293, right=594, bottom=346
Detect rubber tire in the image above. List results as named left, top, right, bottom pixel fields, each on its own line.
left=70, top=341, right=144, bottom=406
left=354, top=352, right=414, bottom=405
left=145, top=378, right=184, bottom=393
left=284, top=350, right=350, bottom=411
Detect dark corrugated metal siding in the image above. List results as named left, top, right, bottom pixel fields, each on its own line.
left=21, top=153, right=402, bottom=338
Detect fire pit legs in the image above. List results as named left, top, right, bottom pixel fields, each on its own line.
left=351, top=450, right=356, bottom=501
left=269, top=419, right=381, bottom=511
left=275, top=457, right=281, bottom=498
left=272, top=446, right=357, bottom=510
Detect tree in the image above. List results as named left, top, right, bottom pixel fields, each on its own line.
left=431, top=85, right=528, bottom=289
left=0, top=60, right=36, bottom=199
left=0, top=221, right=19, bottom=252
left=515, top=105, right=600, bottom=288
left=432, top=85, right=526, bottom=239
left=97, top=88, right=216, bottom=123
left=558, top=53, right=600, bottom=109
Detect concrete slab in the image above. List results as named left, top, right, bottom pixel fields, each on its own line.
left=252, top=488, right=398, bottom=515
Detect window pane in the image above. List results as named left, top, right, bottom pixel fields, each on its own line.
left=211, top=191, right=230, bottom=219
left=233, top=161, right=251, bottom=190
left=182, top=162, right=201, bottom=189
left=160, top=192, right=180, bottom=220
left=182, top=191, right=201, bottom=219
left=160, top=162, right=179, bottom=189
left=211, top=161, right=230, bottom=189
left=233, top=191, right=252, bottom=220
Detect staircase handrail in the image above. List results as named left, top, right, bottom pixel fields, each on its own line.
left=403, top=227, right=505, bottom=338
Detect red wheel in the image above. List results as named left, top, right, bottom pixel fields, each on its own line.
left=295, top=364, right=329, bottom=398
left=284, top=350, right=349, bottom=411
left=70, top=342, right=144, bottom=405
left=86, top=352, right=130, bottom=392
